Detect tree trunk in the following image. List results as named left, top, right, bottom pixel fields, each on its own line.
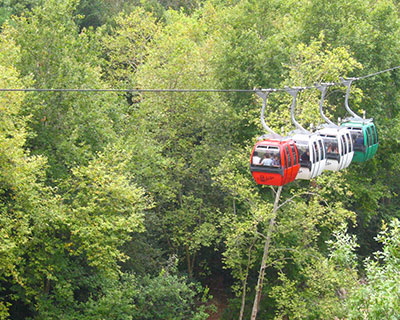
left=186, top=244, right=192, bottom=278
left=239, top=238, right=256, bottom=320
left=250, top=186, right=283, bottom=320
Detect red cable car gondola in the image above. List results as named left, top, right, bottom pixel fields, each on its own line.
left=250, top=138, right=300, bottom=186
left=250, top=90, right=300, bottom=186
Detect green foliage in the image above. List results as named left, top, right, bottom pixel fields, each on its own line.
left=209, top=0, right=301, bottom=141
left=270, top=224, right=359, bottom=320
left=0, top=0, right=41, bottom=26
left=34, top=269, right=209, bottom=319
left=7, top=0, right=124, bottom=180
left=1, top=0, right=400, bottom=318
left=62, top=269, right=210, bottom=320
left=127, top=271, right=209, bottom=320
left=129, top=8, right=238, bottom=276
left=0, top=30, right=49, bottom=319
left=0, top=146, right=152, bottom=318
left=75, top=0, right=112, bottom=29
left=61, top=146, right=150, bottom=275
left=346, top=218, right=400, bottom=319
left=100, top=7, right=161, bottom=89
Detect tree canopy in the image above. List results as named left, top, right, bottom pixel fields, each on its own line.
left=1, top=0, right=400, bottom=319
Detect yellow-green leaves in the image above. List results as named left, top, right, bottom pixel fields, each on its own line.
left=100, top=7, right=161, bottom=89
left=62, top=147, right=151, bottom=275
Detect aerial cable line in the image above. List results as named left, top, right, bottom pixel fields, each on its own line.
left=0, top=65, right=399, bottom=93
left=0, top=88, right=255, bottom=93
left=352, top=65, right=400, bottom=80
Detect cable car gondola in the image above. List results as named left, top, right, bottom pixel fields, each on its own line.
left=250, top=90, right=300, bottom=186
left=316, top=84, right=354, bottom=171
left=250, top=138, right=300, bottom=186
left=339, top=78, right=379, bottom=162
left=286, top=88, right=327, bottom=180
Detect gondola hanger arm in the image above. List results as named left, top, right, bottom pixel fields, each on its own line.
left=285, top=86, right=309, bottom=133
left=340, top=77, right=363, bottom=120
left=255, top=89, right=279, bottom=136
left=316, top=83, right=336, bottom=126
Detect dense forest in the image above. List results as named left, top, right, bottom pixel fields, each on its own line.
left=1, top=0, right=400, bottom=319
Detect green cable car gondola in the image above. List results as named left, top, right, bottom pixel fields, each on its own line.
left=340, top=78, right=379, bottom=162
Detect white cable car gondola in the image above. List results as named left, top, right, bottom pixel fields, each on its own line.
left=286, top=88, right=327, bottom=180
left=316, top=84, right=354, bottom=171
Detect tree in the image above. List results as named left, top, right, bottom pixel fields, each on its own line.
left=99, top=7, right=161, bottom=90
left=270, top=224, right=359, bottom=319
left=0, top=29, right=49, bottom=319
left=60, top=146, right=151, bottom=275
left=0, top=0, right=41, bottom=26
left=10, top=146, right=152, bottom=318
left=128, top=8, right=238, bottom=277
left=210, top=0, right=300, bottom=142
left=346, top=218, right=400, bottom=319
left=211, top=37, right=361, bottom=319
left=7, top=0, right=125, bottom=181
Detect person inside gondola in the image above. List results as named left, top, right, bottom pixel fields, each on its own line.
left=327, top=143, right=338, bottom=154
left=272, top=154, right=280, bottom=167
left=301, top=150, right=310, bottom=162
left=252, top=151, right=261, bottom=165
left=300, top=150, right=310, bottom=168
left=261, top=153, right=273, bottom=166
left=355, top=134, right=364, bottom=146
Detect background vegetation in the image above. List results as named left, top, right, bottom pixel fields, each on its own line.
left=0, top=0, right=400, bottom=319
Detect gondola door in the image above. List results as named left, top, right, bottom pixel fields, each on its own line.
left=343, top=131, right=354, bottom=168
left=281, top=147, right=289, bottom=185
left=338, top=134, right=346, bottom=170
left=364, top=125, right=378, bottom=161
left=316, top=138, right=326, bottom=176
left=310, top=140, right=322, bottom=178
left=283, top=144, right=297, bottom=184
left=289, top=143, right=300, bottom=182
left=370, top=124, right=379, bottom=158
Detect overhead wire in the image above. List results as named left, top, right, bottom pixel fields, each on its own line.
left=0, top=88, right=255, bottom=93
left=353, top=65, right=400, bottom=80
left=0, top=65, right=399, bottom=93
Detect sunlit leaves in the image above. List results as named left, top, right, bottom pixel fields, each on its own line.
left=0, top=32, right=50, bottom=318
left=62, top=147, right=151, bottom=275
left=100, top=7, right=161, bottom=89
left=346, top=219, right=400, bottom=319
left=7, top=0, right=123, bottom=180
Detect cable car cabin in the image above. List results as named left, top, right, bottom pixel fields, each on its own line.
left=291, top=133, right=327, bottom=180
left=340, top=121, right=378, bottom=162
left=317, top=126, right=354, bottom=171
left=250, top=139, right=300, bottom=186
